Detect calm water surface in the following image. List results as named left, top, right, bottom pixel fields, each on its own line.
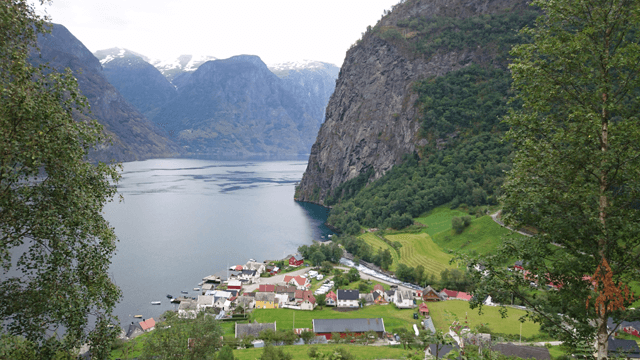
left=103, top=158, right=331, bottom=328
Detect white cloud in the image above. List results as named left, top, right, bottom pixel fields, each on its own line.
left=32, top=0, right=400, bottom=66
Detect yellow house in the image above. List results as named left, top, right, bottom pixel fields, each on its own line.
left=255, top=293, right=279, bottom=309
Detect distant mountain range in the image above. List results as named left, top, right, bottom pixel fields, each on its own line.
left=33, top=25, right=182, bottom=162
left=94, top=47, right=339, bottom=157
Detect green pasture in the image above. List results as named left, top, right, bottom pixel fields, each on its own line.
left=427, top=301, right=542, bottom=339
left=432, top=215, right=523, bottom=256
left=415, top=206, right=469, bottom=237
left=359, top=232, right=399, bottom=271
left=233, top=344, right=410, bottom=360
left=251, top=305, right=419, bottom=332
left=385, top=232, right=455, bottom=277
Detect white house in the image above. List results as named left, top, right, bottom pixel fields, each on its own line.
left=394, top=290, right=415, bottom=309
left=337, top=289, right=359, bottom=308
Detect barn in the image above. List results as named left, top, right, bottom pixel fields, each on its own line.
left=312, top=318, right=385, bottom=340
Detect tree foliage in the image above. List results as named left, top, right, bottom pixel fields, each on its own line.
left=466, top=0, right=640, bottom=357
left=0, top=1, right=122, bottom=358
left=141, top=312, right=223, bottom=360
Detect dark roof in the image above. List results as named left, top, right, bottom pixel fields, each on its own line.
left=241, top=269, right=257, bottom=275
left=125, top=322, right=143, bottom=338
left=312, top=318, right=385, bottom=333
left=609, top=339, right=640, bottom=358
left=493, top=343, right=551, bottom=360
left=236, top=321, right=276, bottom=338
left=338, top=289, right=359, bottom=301
left=429, top=344, right=459, bottom=358
left=608, top=317, right=640, bottom=332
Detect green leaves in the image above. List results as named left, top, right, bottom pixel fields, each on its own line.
left=0, top=1, right=122, bottom=357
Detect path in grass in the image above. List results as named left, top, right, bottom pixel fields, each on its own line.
left=427, top=301, right=542, bottom=338
left=359, top=232, right=399, bottom=271
left=251, top=305, right=418, bottom=332
left=432, top=215, right=524, bottom=256
left=415, top=206, right=469, bottom=237
left=384, top=233, right=455, bottom=277
left=233, top=344, right=411, bottom=360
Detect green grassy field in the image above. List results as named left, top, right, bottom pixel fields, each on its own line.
left=427, top=301, right=542, bottom=339
left=344, top=279, right=391, bottom=292
left=251, top=305, right=419, bottom=332
left=432, top=215, right=523, bottom=256
left=359, top=232, right=399, bottom=271
left=109, top=332, right=151, bottom=359
left=415, top=206, right=469, bottom=237
left=384, top=232, right=455, bottom=277
left=233, top=344, right=410, bottom=360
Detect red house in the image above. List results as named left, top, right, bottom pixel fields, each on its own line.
left=289, top=254, right=304, bottom=267
left=259, top=284, right=275, bottom=292
left=419, top=303, right=430, bottom=316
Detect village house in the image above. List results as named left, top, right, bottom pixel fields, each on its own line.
left=259, top=284, right=275, bottom=292
left=384, top=290, right=396, bottom=302
left=227, top=279, right=242, bottom=290
left=337, top=289, right=360, bottom=308
left=284, top=275, right=309, bottom=290
left=492, top=343, right=551, bottom=360
left=276, top=285, right=296, bottom=301
left=275, top=293, right=290, bottom=307
left=360, top=292, right=375, bottom=306
left=393, top=290, right=415, bottom=309
left=139, top=318, right=156, bottom=332
left=608, top=339, right=640, bottom=359
left=289, top=254, right=304, bottom=267
left=373, top=290, right=389, bottom=305
left=235, top=321, right=276, bottom=338
left=255, top=292, right=279, bottom=309
left=312, top=318, right=385, bottom=340
left=300, top=293, right=316, bottom=311
left=237, top=269, right=259, bottom=283
left=244, top=261, right=266, bottom=274
left=178, top=300, right=197, bottom=319
left=125, top=321, right=144, bottom=339
left=419, top=302, right=430, bottom=316
left=608, top=318, right=640, bottom=339
left=196, top=295, right=215, bottom=311
left=236, top=295, right=255, bottom=310
left=422, top=285, right=445, bottom=302
left=325, top=291, right=337, bottom=306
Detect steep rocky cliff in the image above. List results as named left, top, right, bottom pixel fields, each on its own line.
left=34, top=25, right=182, bottom=162
left=296, top=0, right=528, bottom=204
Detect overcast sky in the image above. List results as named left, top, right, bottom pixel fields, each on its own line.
left=33, top=0, right=400, bottom=66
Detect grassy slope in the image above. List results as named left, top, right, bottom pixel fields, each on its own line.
left=415, top=207, right=469, bottom=237
left=428, top=301, right=541, bottom=338
left=432, top=215, right=523, bottom=256
left=233, top=344, right=410, bottom=360
left=359, top=232, right=400, bottom=271
left=385, top=232, right=455, bottom=276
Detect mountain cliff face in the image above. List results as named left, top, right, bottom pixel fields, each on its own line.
left=95, top=48, right=177, bottom=120
left=295, top=0, right=529, bottom=204
left=34, top=25, right=181, bottom=162
left=152, top=55, right=336, bottom=157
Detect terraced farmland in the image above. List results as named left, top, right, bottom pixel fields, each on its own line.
left=385, top=233, right=455, bottom=277
left=415, top=206, right=468, bottom=237
left=359, top=232, right=399, bottom=271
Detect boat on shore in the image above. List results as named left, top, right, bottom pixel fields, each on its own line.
left=193, top=287, right=200, bottom=291
left=166, top=294, right=173, bottom=299
left=181, top=290, right=188, bottom=294
left=151, top=301, right=161, bottom=305
left=134, top=315, right=142, bottom=318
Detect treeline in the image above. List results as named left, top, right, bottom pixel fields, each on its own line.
left=395, top=264, right=474, bottom=293
left=297, top=242, right=343, bottom=266
left=327, top=65, right=514, bottom=234
left=331, top=235, right=394, bottom=270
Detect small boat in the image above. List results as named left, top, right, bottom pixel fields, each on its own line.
left=249, top=258, right=256, bottom=262
left=151, top=301, right=161, bottom=305
left=166, top=294, right=173, bottom=299
left=193, top=287, right=200, bottom=291
left=181, top=290, right=189, bottom=294
left=134, top=315, right=142, bottom=318
left=198, top=281, right=203, bottom=286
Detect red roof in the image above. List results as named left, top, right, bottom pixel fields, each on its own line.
left=442, top=288, right=458, bottom=298
left=373, top=284, right=385, bottom=292
left=139, top=318, right=155, bottom=331
left=295, top=290, right=304, bottom=299
left=326, top=291, right=337, bottom=301
left=259, top=284, right=275, bottom=292
left=284, top=275, right=294, bottom=283
left=419, top=303, right=430, bottom=312
left=234, top=265, right=243, bottom=271
left=456, top=292, right=472, bottom=301
left=287, top=275, right=307, bottom=287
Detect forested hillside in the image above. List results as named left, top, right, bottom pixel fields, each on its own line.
left=315, top=2, right=539, bottom=233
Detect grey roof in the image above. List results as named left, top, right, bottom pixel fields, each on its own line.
left=493, top=343, right=551, bottom=360
left=609, top=339, right=640, bottom=358
left=312, top=318, right=385, bottom=333
left=386, top=290, right=396, bottom=297
left=179, top=300, right=197, bottom=310
left=235, top=321, right=276, bottom=338
left=608, top=317, right=640, bottom=332
left=255, top=292, right=275, bottom=302
left=423, top=317, right=436, bottom=334
left=338, top=289, right=359, bottom=301
left=429, top=344, right=459, bottom=358
left=125, top=322, right=143, bottom=338
left=292, top=254, right=303, bottom=261
left=241, top=269, right=257, bottom=275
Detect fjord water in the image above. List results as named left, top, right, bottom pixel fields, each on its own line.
left=103, top=158, right=331, bottom=327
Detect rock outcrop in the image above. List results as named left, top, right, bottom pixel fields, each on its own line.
left=295, top=0, right=527, bottom=204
